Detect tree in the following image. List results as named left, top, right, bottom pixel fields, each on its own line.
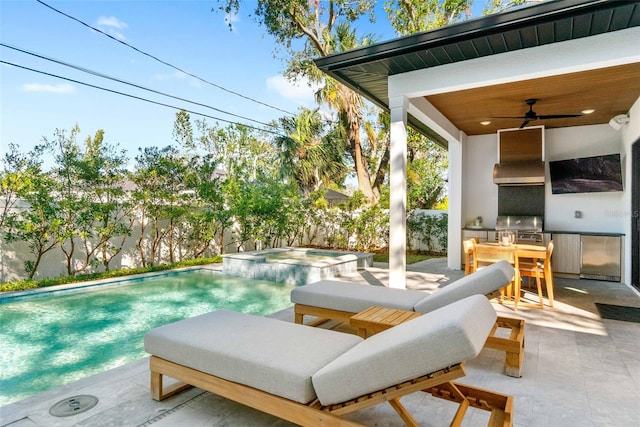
left=384, top=0, right=472, bottom=35
left=406, top=132, right=448, bottom=209
left=274, top=108, right=348, bottom=194
left=1, top=143, right=48, bottom=228
left=217, top=0, right=385, bottom=203
left=78, top=129, right=132, bottom=271
left=2, top=141, right=61, bottom=279
left=174, top=111, right=230, bottom=256
left=130, top=146, right=189, bottom=266
left=49, top=125, right=87, bottom=276
left=483, top=0, right=529, bottom=15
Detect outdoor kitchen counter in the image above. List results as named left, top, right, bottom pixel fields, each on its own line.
left=463, top=228, right=624, bottom=237
left=544, top=230, right=625, bottom=237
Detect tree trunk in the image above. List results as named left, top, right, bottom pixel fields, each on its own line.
left=342, top=85, right=376, bottom=203
left=349, top=121, right=374, bottom=203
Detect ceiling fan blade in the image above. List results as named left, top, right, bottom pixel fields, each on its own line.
left=492, top=116, right=528, bottom=119
left=537, top=114, right=582, bottom=119
left=519, top=119, right=532, bottom=129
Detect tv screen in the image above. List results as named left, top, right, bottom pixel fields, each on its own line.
left=549, top=153, right=623, bottom=194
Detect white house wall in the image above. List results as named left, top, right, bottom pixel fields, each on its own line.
left=462, top=133, right=499, bottom=228
left=544, top=124, right=626, bottom=233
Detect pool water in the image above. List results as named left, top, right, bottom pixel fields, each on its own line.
left=264, top=250, right=340, bottom=262
left=0, top=270, right=294, bottom=407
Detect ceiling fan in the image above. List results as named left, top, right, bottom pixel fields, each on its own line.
left=494, top=98, right=582, bottom=129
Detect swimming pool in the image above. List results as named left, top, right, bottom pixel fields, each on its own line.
left=0, top=269, right=294, bottom=407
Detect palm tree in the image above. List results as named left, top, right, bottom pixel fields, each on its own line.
left=217, top=0, right=383, bottom=203
left=274, top=108, right=347, bottom=195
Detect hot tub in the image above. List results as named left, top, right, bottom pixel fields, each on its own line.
left=222, top=247, right=373, bottom=285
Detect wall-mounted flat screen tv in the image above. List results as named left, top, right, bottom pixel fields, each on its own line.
left=549, top=153, right=623, bottom=194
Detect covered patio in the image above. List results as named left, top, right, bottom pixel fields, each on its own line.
left=315, top=0, right=640, bottom=291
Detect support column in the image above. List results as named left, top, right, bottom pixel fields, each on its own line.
left=447, top=134, right=464, bottom=269
left=389, top=96, right=409, bottom=289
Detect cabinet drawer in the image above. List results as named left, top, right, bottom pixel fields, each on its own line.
left=551, top=233, right=580, bottom=275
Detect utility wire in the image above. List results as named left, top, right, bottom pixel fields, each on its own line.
left=35, top=0, right=296, bottom=117
left=1, top=60, right=285, bottom=136
left=1, top=43, right=281, bottom=130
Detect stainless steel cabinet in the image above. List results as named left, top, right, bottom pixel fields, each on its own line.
left=580, top=235, right=621, bottom=281
left=552, top=233, right=623, bottom=281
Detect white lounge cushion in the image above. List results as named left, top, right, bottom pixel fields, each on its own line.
left=290, top=261, right=514, bottom=316
left=144, top=310, right=362, bottom=404
left=311, top=294, right=497, bottom=405
left=291, top=279, right=426, bottom=312
left=413, top=260, right=514, bottom=313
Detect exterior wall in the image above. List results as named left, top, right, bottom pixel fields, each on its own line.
left=462, top=107, right=639, bottom=286
left=544, top=124, right=625, bottom=233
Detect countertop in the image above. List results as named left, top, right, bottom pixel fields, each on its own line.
left=543, top=230, right=625, bottom=237
left=463, top=227, right=624, bottom=237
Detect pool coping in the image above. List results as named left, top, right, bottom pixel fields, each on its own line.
left=0, top=264, right=222, bottom=304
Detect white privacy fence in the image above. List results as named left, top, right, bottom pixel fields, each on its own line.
left=0, top=201, right=447, bottom=283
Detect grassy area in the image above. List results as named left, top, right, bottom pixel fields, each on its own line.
left=372, top=252, right=436, bottom=264
left=0, top=256, right=222, bottom=293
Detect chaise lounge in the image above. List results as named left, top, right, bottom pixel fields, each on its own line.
left=291, top=261, right=526, bottom=377
left=144, top=295, right=513, bottom=426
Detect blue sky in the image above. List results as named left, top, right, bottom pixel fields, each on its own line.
left=1, top=1, right=487, bottom=169
left=0, top=0, right=401, bottom=168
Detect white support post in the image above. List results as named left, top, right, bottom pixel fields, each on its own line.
left=389, top=96, right=409, bottom=289
left=447, top=134, right=464, bottom=269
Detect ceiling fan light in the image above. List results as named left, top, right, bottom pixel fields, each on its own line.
left=581, top=109, right=595, bottom=114
left=480, top=120, right=491, bottom=125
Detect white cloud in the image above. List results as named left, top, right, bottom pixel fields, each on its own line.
left=23, top=83, right=75, bottom=94
left=266, top=75, right=319, bottom=105
left=97, top=16, right=128, bottom=41
left=97, top=16, right=128, bottom=30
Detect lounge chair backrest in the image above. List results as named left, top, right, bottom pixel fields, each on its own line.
left=312, top=294, right=497, bottom=406
left=412, top=260, right=514, bottom=314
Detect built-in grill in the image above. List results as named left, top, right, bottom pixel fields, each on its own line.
left=495, top=215, right=544, bottom=245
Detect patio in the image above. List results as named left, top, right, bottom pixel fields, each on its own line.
left=1, top=259, right=639, bottom=427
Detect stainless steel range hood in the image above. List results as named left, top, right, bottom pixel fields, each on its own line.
left=493, top=161, right=545, bottom=186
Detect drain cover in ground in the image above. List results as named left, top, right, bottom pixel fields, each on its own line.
left=49, top=395, right=99, bottom=417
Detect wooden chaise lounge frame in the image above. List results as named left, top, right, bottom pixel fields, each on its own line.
left=150, top=356, right=513, bottom=427
left=294, top=291, right=525, bottom=379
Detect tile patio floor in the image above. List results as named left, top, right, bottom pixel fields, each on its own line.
left=1, top=259, right=639, bottom=426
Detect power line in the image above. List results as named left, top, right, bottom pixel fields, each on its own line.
left=35, top=0, right=296, bottom=117
left=1, top=60, right=285, bottom=136
left=1, top=43, right=281, bottom=131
